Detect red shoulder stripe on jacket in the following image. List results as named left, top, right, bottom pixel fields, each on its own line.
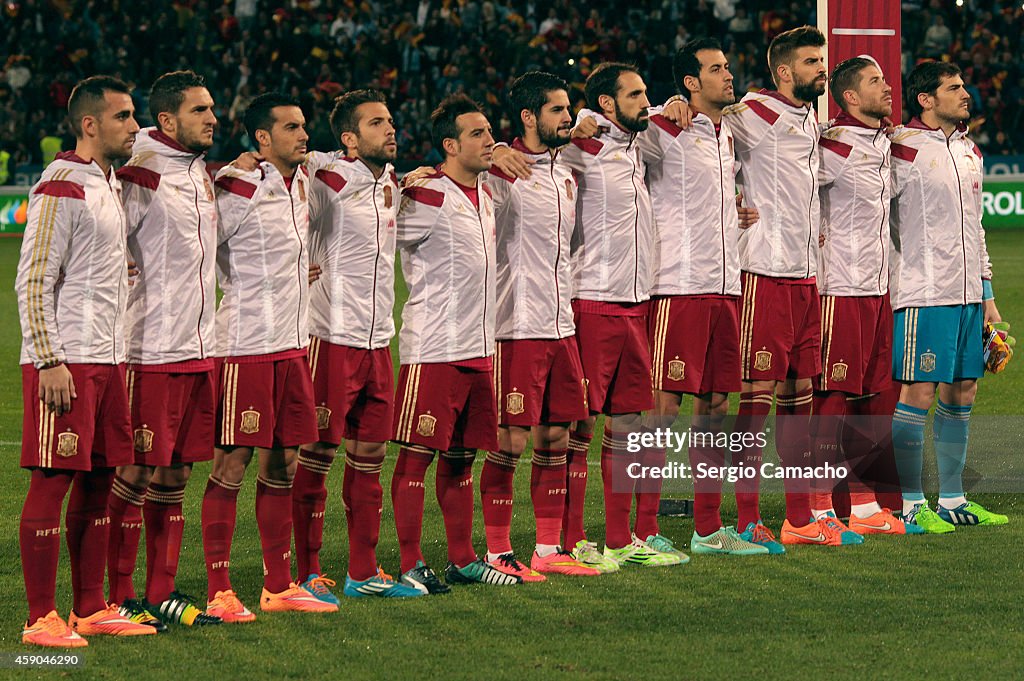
left=482, top=183, right=493, bottom=198
left=651, top=113, right=683, bottom=137
left=488, top=165, right=517, bottom=183
left=117, top=165, right=161, bottom=190
left=971, top=142, right=983, bottom=160
left=571, top=137, right=604, bottom=155
left=745, top=99, right=780, bottom=126
left=315, top=169, right=347, bottom=194
left=402, top=185, right=445, bottom=207
left=33, top=180, right=85, bottom=200
left=818, top=136, right=853, bottom=158
left=214, top=176, right=258, bottom=199
left=390, top=170, right=399, bottom=185
left=890, top=143, right=918, bottom=163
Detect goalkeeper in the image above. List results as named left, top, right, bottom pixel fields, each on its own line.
left=888, top=61, right=1010, bottom=532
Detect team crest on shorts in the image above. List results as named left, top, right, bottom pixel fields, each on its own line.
left=506, top=391, right=525, bottom=416
left=383, top=185, right=393, bottom=208
left=57, top=432, right=79, bottom=458
left=315, top=406, right=332, bottom=430
left=667, top=359, right=685, bottom=382
left=831, top=362, right=848, bottom=383
left=134, top=428, right=154, bottom=453
left=919, top=352, right=937, bottom=373
left=416, top=414, right=437, bottom=438
left=240, top=409, right=261, bottom=434
left=753, top=349, right=772, bottom=372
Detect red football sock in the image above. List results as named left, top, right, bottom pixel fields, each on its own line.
left=292, top=448, right=333, bottom=579
left=143, top=482, right=186, bottom=604
left=845, top=393, right=894, bottom=510
left=776, top=388, right=814, bottom=525
left=66, top=468, right=115, bottom=617
left=563, top=430, right=592, bottom=548
left=343, top=451, right=384, bottom=582
left=633, top=431, right=664, bottom=540
left=734, top=390, right=773, bottom=529
left=201, top=476, right=241, bottom=600
left=811, top=391, right=847, bottom=514
left=531, top=448, right=567, bottom=547
left=600, top=428, right=634, bottom=550
left=20, top=469, right=74, bottom=622
left=480, top=450, right=518, bottom=557
left=436, top=450, right=478, bottom=567
left=391, top=446, right=434, bottom=573
left=690, top=443, right=725, bottom=536
left=107, top=475, right=146, bottom=603
left=256, top=476, right=293, bottom=593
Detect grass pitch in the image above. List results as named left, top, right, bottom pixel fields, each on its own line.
left=0, top=234, right=1022, bottom=680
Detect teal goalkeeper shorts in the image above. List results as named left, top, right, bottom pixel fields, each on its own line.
left=892, top=303, right=984, bottom=383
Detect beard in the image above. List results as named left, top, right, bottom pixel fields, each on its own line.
left=537, top=121, right=571, bottom=149
left=860, top=102, right=892, bottom=122
left=615, top=101, right=649, bottom=132
left=179, top=128, right=214, bottom=153
left=792, top=75, right=826, bottom=103
left=359, top=139, right=397, bottom=167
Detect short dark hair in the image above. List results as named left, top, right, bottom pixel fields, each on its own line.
left=829, top=57, right=876, bottom=111
left=767, top=26, right=826, bottom=85
left=243, top=92, right=302, bottom=148
left=67, top=75, right=131, bottom=138
left=584, top=62, right=640, bottom=111
left=507, top=71, right=569, bottom=135
left=905, top=61, right=962, bottom=118
left=673, top=38, right=724, bottom=98
left=149, top=70, right=207, bottom=125
left=430, top=94, right=484, bottom=154
left=330, top=89, right=388, bottom=146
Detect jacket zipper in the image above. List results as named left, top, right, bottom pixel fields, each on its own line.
left=287, top=177, right=303, bottom=346
left=369, top=176, right=382, bottom=349
left=551, top=160, right=563, bottom=336
left=475, top=182, right=490, bottom=357
left=188, top=157, right=206, bottom=357
left=109, top=177, right=125, bottom=364
left=946, top=138, right=968, bottom=304
left=716, top=127, right=726, bottom=293
left=628, top=134, right=640, bottom=301
left=804, top=110, right=814, bottom=279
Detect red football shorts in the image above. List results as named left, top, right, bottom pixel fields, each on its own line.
left=495, top=337, right=588, bottom=426
left=392, top=363, right=498, bottom=452
left=649, top=295, right=741, bottom=395
left=308, top=336, right=395, bottom=445
left=21, top=363, right=133, bottom=471
left=815, top=294, right=893, bottom=395
left=572, top=300, right=654, bottom=415
left=216, top=351, right=318, bottom=449
left=127, top=366, right=217, bottom=466
left=739, top=272, right=822, bottom=382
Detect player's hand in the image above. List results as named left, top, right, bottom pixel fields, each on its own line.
left=127, top=258, right=139, bottom=287
left=571, top=117, right=602, bottom=140
left=401, top=165, right=434, bottom=187
left=984, top=299, right=1002, bottom=324
left=308, top=263, right=322, bottom=285
left=661, top=98, right=694, bottom=128
left=736, top=193, right=758, bottom=229
left=491, top=145, right=534, bottom=179
left=38, top=364, right=76, bottom=416
left=230, top=151, right=263, bottom=171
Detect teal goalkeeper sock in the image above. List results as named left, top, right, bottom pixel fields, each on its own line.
left=934, top=400, right=972, bottom=502
left=892, top=402, right=929, bottom=506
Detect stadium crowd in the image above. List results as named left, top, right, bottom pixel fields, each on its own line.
left=1, top=0, right=1023, bottom=178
